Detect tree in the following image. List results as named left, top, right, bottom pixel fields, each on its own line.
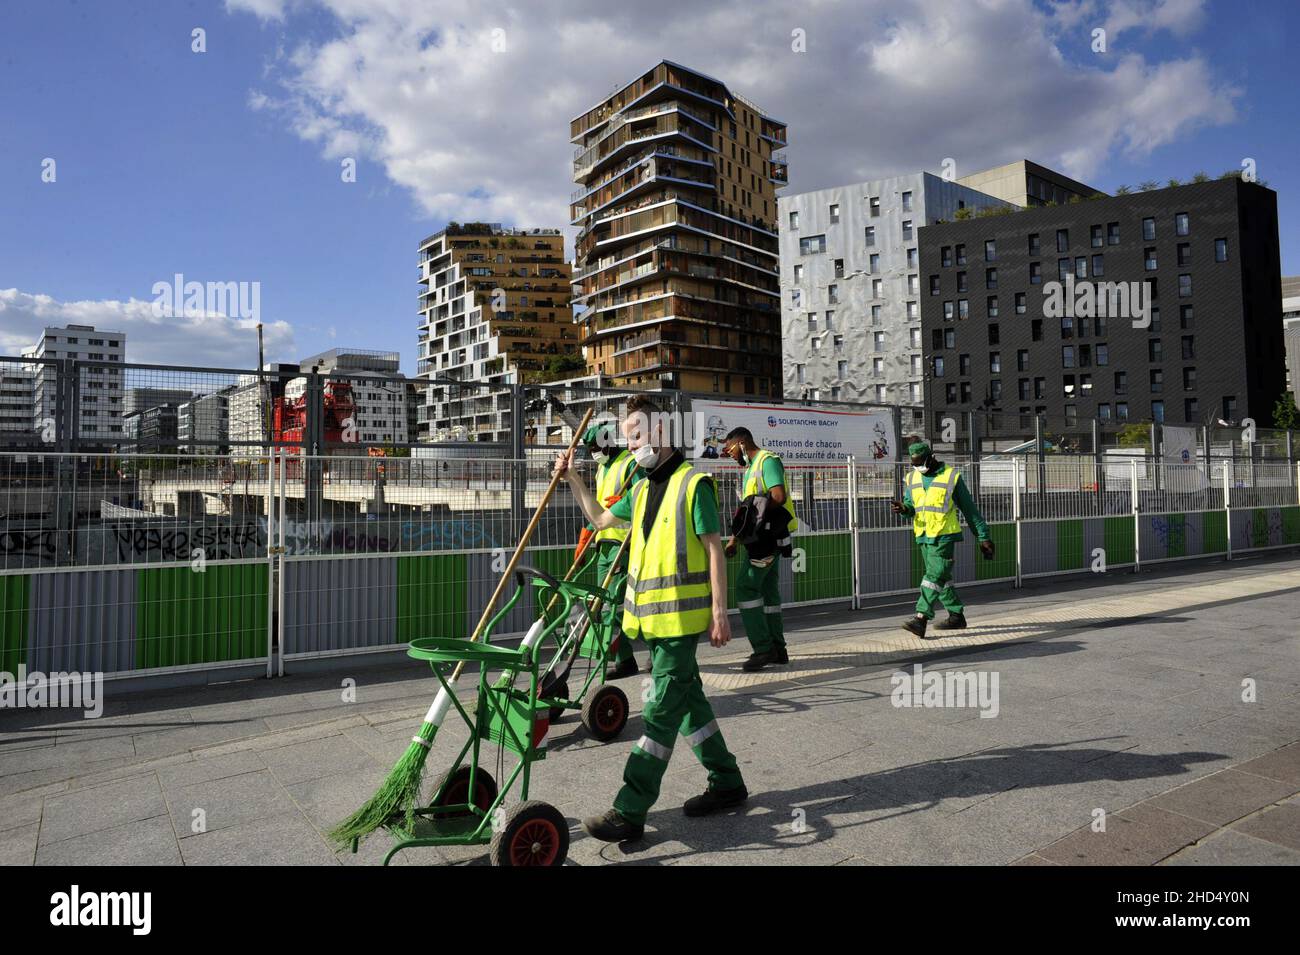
left=1139, top=180, right=1159, bottom=191
left=1192, top=171, right=1209, bottom=183
left=1114, top=184, right=1131, bottom=195
left=1117, top=422, right=1150, bottom=448
left=1167, top=178, right=1181, bottom=188
left=954, top=207, right=972, bottom=220
left=1274, top=391, right=1299, bottom=430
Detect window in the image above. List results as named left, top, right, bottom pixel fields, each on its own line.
left=1056, top=229, right=1069, bottom=252
left=1090, top=225, right=1103, bottom=248
left=1183, top=366, right=1196, bottom=390
left=864, top=226, right=875, bottom=246
left=1016, top=292, right=1027, bottom=314
left=792, top=264, right=803, bottom=282
left=1107, top=222, right=1120, bottom=245
left=942, top=246, right=953, bottom=268
left=907, top=247, right=918, bottom=268
left=1143, top=217, right=1156, bottom=241
left=1117, top=402, right=1129, bottom=422
left=1058, top=258, right=1071, bottom=282
left=906, top=301, right=918, bottom=319
left=1114, top=371, right=1127, bottom=394
left=1152, top=401, right=1166, bottom=423
left=1098, top=403, right=1111, bottom=421
left=1034, top=377, right=1046, bottom=399
left=988, top=296, right=999, bottom=317
left=825, top=310, right=834, bottom=329
left=1184, top=398, right=1198, bottom=421
left=1061, top=316, right=1073, bottom=338
left=872, top=279, right=883, bottom=298
left=989, top=352, right=1001, bottom=373
left=944, top=329, right=956, bottom=348
left=1019, top=379, right=1030, bottom=400
left=1214, top=238, right=1228, bottom=262
left=929, top=275, right=941, bottom=296
left=1150, top=369, right=1163, bottom=393
left=1028, top=233, right=1040, bottom=255
left=1178, top=274, right=1192, bottom=298
left=874, top=332, right=885, bottom=352
left=789, top=211, right=799, bottom=230
left=960, top=354, right=972, bottom=376
left=988, top=323, right=1000, bottom=345
left=1177, top=242, right=1191, bottom=267
left=1144, top=247, right=1158, bottom=271
left=958, top=299, right=970, bottom=319
left=911, top=355, right=921, bottom=374
left=961, top=382, right=973, bottom=403
left=1096, top=344, right=1108, bottom=365
left=1074, top=257, right=1087, bottom=279
left=1062, top=346, right=1076, bottom=368
left=1149, top=339, right=1162, bottom=362
left=957, top=271, right=968, bottom=293
left=791, top=288, right=801, bottom=306
left=1079, top=344, right=1091, bottom=367
left=867, top=252, right=880, bottom=272
left=943, top=301, right=955, bottom=321
left=837, top=360, right=848, bottom=378
left=1150, top=307, right=1161, bottom=332
left=1031, top=319, right=1043, bottom=341
left=833, top=259, right=844, bottom=278
left=902, top=220, right=913, bottom=240
left=945, top=383, right=957, bottom=404
left=934, top=356, right=945, bottom=377
left=807, top=312, right=818, bottom=331
left=902, top=191, right=913, bottom=212
left=1091, top=254, right=1104, bottom=277
left=873, top=357, right=884, bottom=376
left=796, top=364, right=805, bottom=384
left=872, top=305, right=882, bottom=325
left=985, top=239, right=997, bottom=262
left=799, top=234, right=826, bottom=255
left=1081, top=374, right=1092, bottom=395
left=955, top=244, right=966, bottom=265
left=828, top=284, right=839, bottom=304
left=1029, top=261, right=1042, bottom=285
left=1180, top=305, right=1193, bottom=329
left=986, top=268, right=998, bottom=289
left=829, top=203, right=840, bottom=223
left=834, top=335, right=843, bottom=353
left=1017, top=349, right=1029, bottom=371
left=869, top=196, right=880, bottom=216
left=1175, top=212, right=1189, bottom=236
left=1182, top=335, right=1195, bottom=359
left=1065, top=405, right=1078, bottom=426
left=910, top=328, right=921, bottom=348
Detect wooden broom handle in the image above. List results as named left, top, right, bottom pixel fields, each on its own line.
left=448, top=408, right=594, bottom=681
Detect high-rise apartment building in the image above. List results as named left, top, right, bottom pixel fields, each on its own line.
left=23, top=324, right=126, bottom=444
left=1283, top=276, right=1300, bottom=400
left=570, top=61, right=787, bottom=396
left=417, top=225, right=574, bottom=442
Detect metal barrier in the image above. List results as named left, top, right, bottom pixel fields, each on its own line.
left=2, top=449, right=1297, bottom=685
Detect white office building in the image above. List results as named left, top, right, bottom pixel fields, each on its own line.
left=22, top=324, right=127, bottom=443
left=778, top=173, right=1008, bottom=422
left=291, top=348, right=409, bottom=446
left=178, top=392, right=230, bottom=452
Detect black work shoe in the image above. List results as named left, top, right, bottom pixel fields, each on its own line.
left=936, top=613, right=967, bottom=630
left=773, top=645, right=789, bottom=664
left=606, top=658, right=639, bottom=680
left=902, top=615, right=928, bottom=638
left=742, top=651, right=775, bottom=672
left=683, top=784, right=749, bottom=817
left=582, top=808, right=644, bottom=842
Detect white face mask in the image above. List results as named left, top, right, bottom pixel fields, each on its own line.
left=632, top=445, right=659, bottom=469
left=913, top=465, right=929, bottom=475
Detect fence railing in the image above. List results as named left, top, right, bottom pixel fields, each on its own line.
left=1, top=450, right=1297, bottom=687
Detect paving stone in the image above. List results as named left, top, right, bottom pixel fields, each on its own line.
left=1144, top=769, right=1296, bottom=827
left=39, top=774, right=167, bottom=845
left=1229, top=802, right=1300, bottom=851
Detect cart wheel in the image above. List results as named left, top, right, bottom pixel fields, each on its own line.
left=544, top=679, right=569, bottom=724
left=489, top=801, right=569, bottom=867
left=581, top=684, right=629, bottom=741
left=431, top=765, right=498, bottom=818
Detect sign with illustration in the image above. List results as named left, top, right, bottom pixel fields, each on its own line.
left=691, top=401, right=896, bottom=463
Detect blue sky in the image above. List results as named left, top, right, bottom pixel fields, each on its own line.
left=1, top=0, right=1296, bottom=372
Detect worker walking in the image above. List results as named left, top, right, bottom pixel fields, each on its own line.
left=891, top=440, right=994, bottom=639
left=556, top=396, right=747, bottom=842
left=722, top=428, right=797, bottom=672
left=578, top=422, right=642, bottom=679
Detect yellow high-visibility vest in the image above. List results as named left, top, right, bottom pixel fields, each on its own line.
left=743, top=448, right=798, bottom=532
left=621, top=461, right=714, bottom=640
left=907, top=465, right=962, bottom=538
left=594, top=451, right=638, bottom=543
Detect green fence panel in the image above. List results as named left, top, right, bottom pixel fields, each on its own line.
left=137, top=564, right=268, bottom=669
left=397, top=554, right=467, bottom=643
left=0, top=574, right=30, bottom=675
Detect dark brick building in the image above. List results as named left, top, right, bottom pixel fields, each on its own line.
left=918, top=178, right=1284, bottom=445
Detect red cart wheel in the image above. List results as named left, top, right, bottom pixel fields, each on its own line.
left=431, top=766, right=497, bottom=818
left=581, top=684, right=629, bottom=742
left=490, top=801, right=569, bottom=867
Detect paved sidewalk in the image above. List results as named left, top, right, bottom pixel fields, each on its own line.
left=2, top=552, right=1298, bottom=866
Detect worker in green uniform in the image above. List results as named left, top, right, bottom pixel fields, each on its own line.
left=555, top=395, right=746, bottom=842
left=722, top=428, right=797, bottom=672
left=891, top=440, right=993, bottom=639
left=580, top=422, right=642, bottom=679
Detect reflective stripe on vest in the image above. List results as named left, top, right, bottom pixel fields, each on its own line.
left=907, top=465, right=962, bottom=538
left=594, top=451, right=636, bottom=543
left=743, top=448, right=799, bottom=532
left=621, top=462, right=714, bottom=640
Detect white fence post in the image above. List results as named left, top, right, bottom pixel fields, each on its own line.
left=265, top=448, right=276, bottom=679
left=1131, top=459, right=1141, bottom=573
left=1224, top=463, right=1233, bottom=561
left=277, top=451, right=287, bottom=677
left=1012, top=457, right=1022, bottom=588
left=846, top=455, right=860, bottom=609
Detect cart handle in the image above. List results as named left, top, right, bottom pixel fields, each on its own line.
left=513, top=564, right=563, bottom=593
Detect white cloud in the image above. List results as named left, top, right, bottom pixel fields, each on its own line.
left=0, top=289, right=296, bottom=367
left=227, top=0, right=1236, bottom=226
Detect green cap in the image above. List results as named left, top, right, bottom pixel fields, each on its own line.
left=907, top=441, right=931, bottom=458
left=583, top=423, right=615, bottom=449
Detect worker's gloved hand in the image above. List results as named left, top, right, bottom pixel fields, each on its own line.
left=979, top=540, right=995, bottom=559
left=575, top=526, right=595, bottom=560
left=724, top=539, right=737, bottom=558
left=890, top=500, right=905, bottom=514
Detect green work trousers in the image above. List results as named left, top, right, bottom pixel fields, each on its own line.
left=916, top=539, right=964, bottom=618
left=736, top=552, right=784, bottom=654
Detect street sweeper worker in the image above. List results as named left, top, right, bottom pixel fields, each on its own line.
left=890, top=439, right=993, bottom=639
left=580, top=420, right=643, bottom=679
left=554, top=394, right=747, bottom=842
left=722, top=427, right=797, bottom=672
